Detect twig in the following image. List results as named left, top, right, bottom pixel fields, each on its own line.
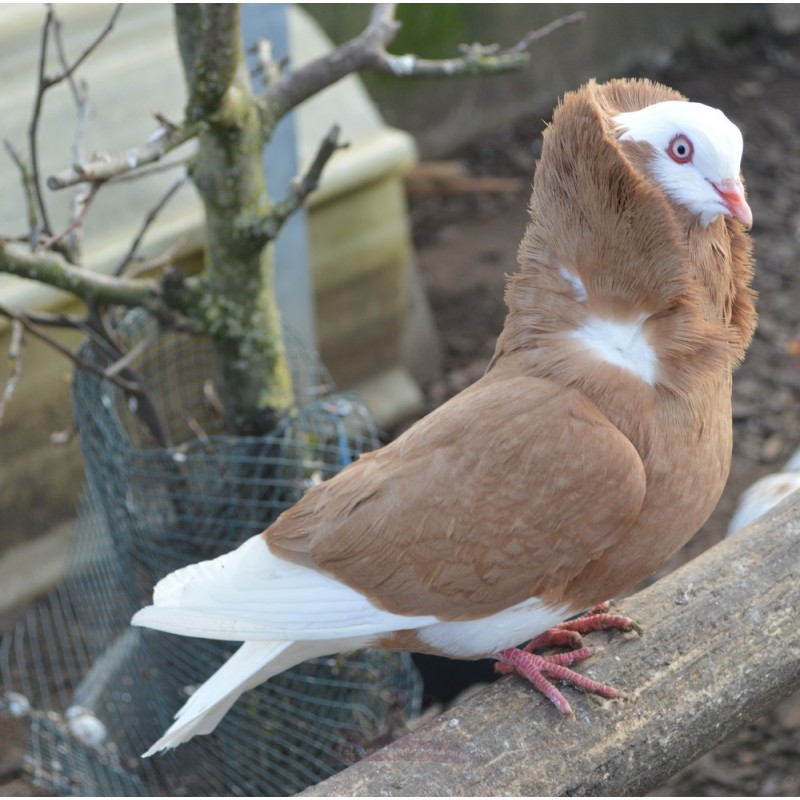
left=8, top=308, right=85, bottom=329
left=23, top=5, right=122, bottom=243
left=106, top=154, right=190, bottom=184
left=262, top=3, right=400, bottom=129
left=52, top=9, right=95, bottom=260
left=370, top=12, right=587, bottom=78
left=47, top=124, right=195, bottom=190
left=104, top=327, right=158, bottom=378
left=43, top=4, right=123, bottom=90
left=39, top=183, right=101, bottom=251
left=28, top=7, right=56, bottom=237
left=0, top=302, right=173, bottom=447
left=114, top=176, right=188, bottom=276
left=262, top=7, right=584, bottom=132
left=0, top=303, right=141, bottom=395
left=294, top=125, right=348, bottom=198
left=0, top=320, right=24, bottom=424
left=510, top=12, right=586, bottom=53
left=3, top=140, right=39, bottom=249
left=124, top=237, right=187, bottom=280
left=251, top=38, right=286, bottom=85
left=185, top=414, right=211, bottom=445
left=253, top=125, right=346, bottom=242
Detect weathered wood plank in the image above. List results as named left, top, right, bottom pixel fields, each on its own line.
left=300, top=493, right=800, bottom=797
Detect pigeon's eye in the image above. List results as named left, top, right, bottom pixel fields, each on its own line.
left=667, top=134, right=694, bottom=164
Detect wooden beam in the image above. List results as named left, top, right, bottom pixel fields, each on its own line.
left=300, top=493, right=800, bottom=797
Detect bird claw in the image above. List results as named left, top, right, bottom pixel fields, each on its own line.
left=524, top=601, right=642, bottom=652
left=493, top=601, right=637, bottom=716
left=494, top=645, right=619, bottom=717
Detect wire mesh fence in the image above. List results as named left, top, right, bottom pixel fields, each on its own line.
left=1, top=310, right=422, bottom=795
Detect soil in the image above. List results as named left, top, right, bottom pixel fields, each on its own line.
left=409, top=23, right=800, bottom=798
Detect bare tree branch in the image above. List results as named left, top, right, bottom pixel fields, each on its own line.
left=373, top=12, right=586, bottom=77
left=510, top=12, right=587, bottom=53
left=3, top=140, right=39, bottom=249
left=106, top=154, right=190, bottom=184
left=0, top=240, right=158, bottom=307
left=124, top=238, right=187, bottom=280
left=261, top=3, right=400, bottom=131
left=104, top=327, right=158, bottom=378
left=46, top=124, right=195, bottom=190
left=0, top=240, right=204, bottom=337
left=262, top=7, right=584, bottom=133
left=251, top=37, right=287, bottom=86
left=254, top=124, right=347, bottom=243
left=0, top=301, right=173, bottom=447
left=44, top=4, right=123, bottom=90
left=8, top=308, right=85, bottom=329
left=114, top=176, right=188, bottom=276
left=25, top=5, right=122, bottom=233
left=0, top=303, right=142, bottom=396
left=39, top=183, right=101, bottom=251
left=28, top=7, right=56, bottom=237
left=52, top=9, right=95, bottom=260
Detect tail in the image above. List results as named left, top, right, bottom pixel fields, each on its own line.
left=132, top=535, right=433, bottom=754
left=143, top=639, right=311, bottom=756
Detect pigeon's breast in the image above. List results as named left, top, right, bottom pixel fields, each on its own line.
left=566, top=312, right=658, bottom=386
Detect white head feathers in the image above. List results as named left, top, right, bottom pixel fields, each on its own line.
left=613, top=100, right=751, bottom=227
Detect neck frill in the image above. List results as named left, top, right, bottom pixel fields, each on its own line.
left=489, top=78, right=756, bottom=401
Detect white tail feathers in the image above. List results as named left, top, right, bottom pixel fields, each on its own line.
left=142, top=637, right=370, bottom=756
left=132, top=535, right=431, bottom=755
left=142, top=640, right=294, bottom=756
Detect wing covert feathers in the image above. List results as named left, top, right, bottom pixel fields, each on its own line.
left=267, top=375, right=647, bottom=619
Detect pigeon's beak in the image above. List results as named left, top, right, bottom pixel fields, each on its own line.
left=712, top=178, right=753, bottom=228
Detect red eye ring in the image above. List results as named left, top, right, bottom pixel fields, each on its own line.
left=668, top=134, right=694, bottom=164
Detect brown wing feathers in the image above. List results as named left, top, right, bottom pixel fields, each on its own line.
left=267, top=77, right=756, bottom=624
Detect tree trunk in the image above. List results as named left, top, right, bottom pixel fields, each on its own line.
left=175, top=3, right=294, bottom=435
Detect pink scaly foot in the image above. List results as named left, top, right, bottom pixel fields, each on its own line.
left=494, top=646, right=619, bottom=718
left=493, top=602, right=640, bottom=716
left=525, top=601, right=643, bottom=652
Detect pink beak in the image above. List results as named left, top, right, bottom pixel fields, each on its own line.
left=712, top=178, right=753, bottom=227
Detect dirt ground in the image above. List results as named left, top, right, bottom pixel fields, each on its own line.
left=409, top=23, right=800, bottom=798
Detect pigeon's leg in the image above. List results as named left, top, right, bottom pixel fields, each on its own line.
left=493, top=646, right=619, bottom=717
left=493, top=602, right=639, bottom=716
left=524, top=601, right=642, bottom=651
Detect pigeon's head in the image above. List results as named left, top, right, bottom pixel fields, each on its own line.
left=613, top=100, right=751, bottom=228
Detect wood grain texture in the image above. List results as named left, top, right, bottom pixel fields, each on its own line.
left=300, top=494, right=800, bottom=797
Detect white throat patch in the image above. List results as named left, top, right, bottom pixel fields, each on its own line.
left=568, top=313, right=658, bottom=385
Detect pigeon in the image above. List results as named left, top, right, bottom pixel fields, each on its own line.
left=132, top=78, right=756, bottom=755
left=727, top=446, right=800, bottom=535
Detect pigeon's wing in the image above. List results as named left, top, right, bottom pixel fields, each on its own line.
left=267, top=373, right=647, bottom=619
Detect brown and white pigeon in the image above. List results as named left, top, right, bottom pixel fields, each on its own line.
left=132, top=78, right=756, bottom=755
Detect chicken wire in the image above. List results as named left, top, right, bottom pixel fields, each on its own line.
left=1, top=310, right=422, bottom=796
